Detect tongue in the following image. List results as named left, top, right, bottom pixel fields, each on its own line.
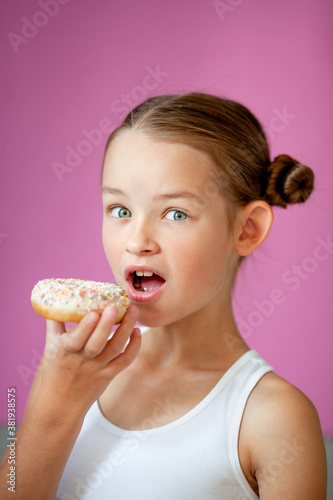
left=141, top=275, right=165, bottom=292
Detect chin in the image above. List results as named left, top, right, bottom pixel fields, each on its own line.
left=135, top=305, right=173, bottom=328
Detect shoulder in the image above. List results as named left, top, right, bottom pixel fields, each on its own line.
left=239, top=372, right=327, bottom=499
left=245, top=371, right=317, bottom=424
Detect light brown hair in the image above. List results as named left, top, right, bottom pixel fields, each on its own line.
left=103, top=93, right=314, bottom=228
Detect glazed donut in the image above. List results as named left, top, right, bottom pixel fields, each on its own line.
left=31, top=278, right=130, bottom=323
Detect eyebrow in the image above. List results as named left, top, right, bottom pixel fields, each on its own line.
left=153, top=191, right=203, bottom=202
left=102, top=186, right=125, bottom=196
left=102, top=186, right=203, bottom=203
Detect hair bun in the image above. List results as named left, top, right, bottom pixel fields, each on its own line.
left=264, top=154, right=314, bottom=208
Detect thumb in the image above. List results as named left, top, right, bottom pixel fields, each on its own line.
left=45, top=318, right=66, bottom=347
left=38, top=319, right=67, bottom=370
left=46, top=318, right=66, bottom=335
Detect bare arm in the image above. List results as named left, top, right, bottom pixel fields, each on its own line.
left=0, top=305, right=141, bottom=500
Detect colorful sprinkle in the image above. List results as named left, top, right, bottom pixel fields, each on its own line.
left=31, top=278, right=130, bottom=313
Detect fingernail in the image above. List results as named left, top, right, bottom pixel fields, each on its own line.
left=133, top=327, right=141, bottom=336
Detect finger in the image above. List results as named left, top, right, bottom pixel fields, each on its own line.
left=81, top=306, right=120, bottom=358
left=46, top=319, right=66, bottom=340
left=60, top=311, right=100, bottom=353
left=46, top=319, right=66, bottom=334
left=40, top=319, right=66, bottom=367
left=104, top=327, right=142, bottom=375
left=101, top=306, right=139, bottom=362
left=45, top=319, right=66, bottom=350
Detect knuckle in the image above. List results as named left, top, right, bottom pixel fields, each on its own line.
left=64, top=344, right=79, bottom=354
left=110, top=338, right=127, bottom=354
left=117, top=344, right=138, bottom=366
left=84, top=342, right=101, bottom=357
left=60, top=335, right=79, bottom=352
left=62, top=321, right=96, bottom=353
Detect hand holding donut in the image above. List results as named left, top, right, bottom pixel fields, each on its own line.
left=30, top=278, right=141, bottom=415
left=34, top=305, right=141, bottom=417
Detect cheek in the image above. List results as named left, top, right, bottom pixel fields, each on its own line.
left=172, top=229, right=231, bottom=288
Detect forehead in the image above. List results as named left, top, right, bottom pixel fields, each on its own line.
left=103, top=130, right=218, bottom=186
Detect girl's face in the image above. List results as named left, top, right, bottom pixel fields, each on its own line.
left=102, top=131, right=237, bottom=327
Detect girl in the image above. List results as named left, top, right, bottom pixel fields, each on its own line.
left=0, top=93, right=327, bottom=499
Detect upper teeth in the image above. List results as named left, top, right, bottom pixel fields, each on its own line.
left=135, top=271, right=153, bottom=277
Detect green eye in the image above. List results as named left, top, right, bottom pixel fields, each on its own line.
left=111, top=206, right=131, bottom=218
left=165, top=210, right=188, bottom=221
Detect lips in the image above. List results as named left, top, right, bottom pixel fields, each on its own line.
left=124, top=266, right=166, bottom=303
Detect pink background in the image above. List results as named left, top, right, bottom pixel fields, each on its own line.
left=1, top=0, right=332, bottom=434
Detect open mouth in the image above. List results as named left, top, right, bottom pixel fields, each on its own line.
left=131, top=270, right=166, bottom=292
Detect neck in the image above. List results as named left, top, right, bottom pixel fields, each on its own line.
left=141, top=293, right=249, bottom=371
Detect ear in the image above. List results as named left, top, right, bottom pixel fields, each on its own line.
left=234, top=201, right=274, bottom=256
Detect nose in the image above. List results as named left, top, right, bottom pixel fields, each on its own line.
left=125, top=217, right=160, bottom=256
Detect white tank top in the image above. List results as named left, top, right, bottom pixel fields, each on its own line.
left=56, top=350, right=273, bottom=499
